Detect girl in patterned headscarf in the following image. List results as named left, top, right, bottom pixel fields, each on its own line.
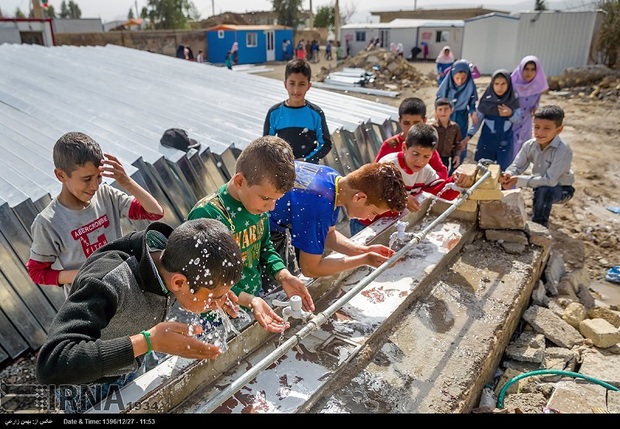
left=464, top=69, right=521, bottom=171
left=511, top=55, right=549, bottom=158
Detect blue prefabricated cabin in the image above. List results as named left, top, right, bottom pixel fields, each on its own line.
left=207, top=24, right=294, bottom=65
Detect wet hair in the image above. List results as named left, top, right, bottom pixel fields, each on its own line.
left=53, top=132, right=104, bottom=175
left=285, top=58, right=312, bottom=81
left=534, top=105, right=564, bottom=127
left=434, top=97, right=453, bottom=109
left=398, top=97, right=426, bottom=118
left=347, top=163, right=407, bottom=212
left=405, top=123, right=438, bottom=151
left=161, top=218, right=242, bottom=291
left=235, top=135, right=296, bottom=193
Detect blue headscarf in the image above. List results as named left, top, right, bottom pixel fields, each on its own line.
left=436, top=60, right=478, bottom=112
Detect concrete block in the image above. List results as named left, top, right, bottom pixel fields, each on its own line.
left=579, top=318, right=620, bottom=348
left=479, top=189, right=527, bottom=230
left=469, top=188, right=504, bottom=201
left=523, top=305, right=583, bottom=348
left=587, top=307, right=620, bottom=328
left=476, top=164, right=501, bottom=190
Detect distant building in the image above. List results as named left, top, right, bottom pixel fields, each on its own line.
left=462, top=10, right=605, bottom=76
left=370, top=7, right=509, bottom=23
left=340, top=19, right=464, bottom=60
left=0, top=18, right=55, bottom=46
left=207, top=24, right=293, bottom=64
left=52, top=18, right=103, bottom=33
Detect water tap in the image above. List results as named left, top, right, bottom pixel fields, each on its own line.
left=272, top=295, right=312, bottom=323
left=443, top=182, right=466, bottom=193
left=389, top=220, right=413, bottom=250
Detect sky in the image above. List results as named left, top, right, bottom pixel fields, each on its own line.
left=2, top=0, right=597, bottom=23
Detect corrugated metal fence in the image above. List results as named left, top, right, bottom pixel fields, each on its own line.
left=0, top=43, right=399, bottom=364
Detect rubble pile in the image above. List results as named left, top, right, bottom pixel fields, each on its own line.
left=549, top=65, right=620, bottom=102
left=316, top=48, right=435, bottom=92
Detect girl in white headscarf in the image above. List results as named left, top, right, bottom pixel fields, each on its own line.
left=435, top=46, right=454, bottom=84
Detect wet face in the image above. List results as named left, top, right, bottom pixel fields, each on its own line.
left=178, top=282, right=232, bottom=314
left=493, top=75, right=509, bottom=97
left=522, top=61, right=537, bottom=82
left=402, top=144, right=434, bottom=173
left=56, top=161, right=102, bottom=207
left=435, top=104, right=453, bottom=122
left=284, top=72, right=311, bottom=107
left=348, top=201, right=386, bottom=222
left=237, top=176, right=284, bottom=215
left=399, top=114, right=425, bottom=137
left=533, top=118, right=563, bottom=146
left=452, top=71, right=468, bottom=87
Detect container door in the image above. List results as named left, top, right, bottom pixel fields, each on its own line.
left=266, top=30, right=275, bottom=61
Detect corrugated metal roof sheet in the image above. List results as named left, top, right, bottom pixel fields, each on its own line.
left=342, top=18, right=464, bottom=29
left=0, top=43, right=399, bottom=362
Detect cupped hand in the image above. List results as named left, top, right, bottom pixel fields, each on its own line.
left=251, top=298, right=290, bottom=333
left=150, top=321, right=223, bottom=360
left=281, top=276, right=315, bottom=312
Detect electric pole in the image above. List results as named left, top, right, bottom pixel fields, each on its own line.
left=31, top=0, right=43, bottom=19
left=334, top=0, right=339, bottom=42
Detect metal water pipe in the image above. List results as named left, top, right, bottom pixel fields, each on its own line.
left=194, top=159, right=496, bottom=414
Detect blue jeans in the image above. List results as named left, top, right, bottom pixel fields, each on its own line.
left=349, top=219, right=366, bottom=237
left=532, top=185, right=575, bottom=227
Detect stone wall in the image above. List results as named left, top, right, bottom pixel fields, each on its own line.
left=55, top=30, right=208, bottom=58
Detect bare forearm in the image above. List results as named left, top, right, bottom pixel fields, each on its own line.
left=122, top=179, right=164, bottom=215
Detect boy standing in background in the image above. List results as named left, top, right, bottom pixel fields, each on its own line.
left=27, top=131, right=164, bottom=296
left=351, top=97, right=448, bottom=236
left=263, top=59, right=332, bottom=164
left=432, top=97, right=463, bottom=175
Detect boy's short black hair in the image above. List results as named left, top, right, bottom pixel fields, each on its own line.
left=161, top=218, right=242, bottom=291
left=534, top=105, right=564, bottom=127
left=398, top=97, right=426, bottom=118
left=435, top=97, right=453, bottom=109
left=235, top=135, right=296, bottom=193
left=53, top=132, right=104, bottom=175
left=405, top=123, right=438, bottom=150
left=285, top=59, right=312, bottom=81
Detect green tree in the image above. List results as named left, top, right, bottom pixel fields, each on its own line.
left=68, top=0, right=81, bottom=18
left=534, top=0, right=547, bottom=11
left=598, top=0, right=620, bottom=67
left=313, top=2, right=356, bottom=29
left=143, top=0, right=197, bottom=30
left=271, top=0, right=303, bottom=28
left=128, top=8, right=135, bottom=19
left=60, top=0, right=69, bottom=18
left=314, top=5, right=335, bottom=29
left=15, top=7, right=26, bottom=18
left=45, top=5, right=57, bottom=18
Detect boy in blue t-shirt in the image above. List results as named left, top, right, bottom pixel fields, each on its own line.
left=263, top=59, right=332, bottom=164
left=268, top=161, right=407, bottom=279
